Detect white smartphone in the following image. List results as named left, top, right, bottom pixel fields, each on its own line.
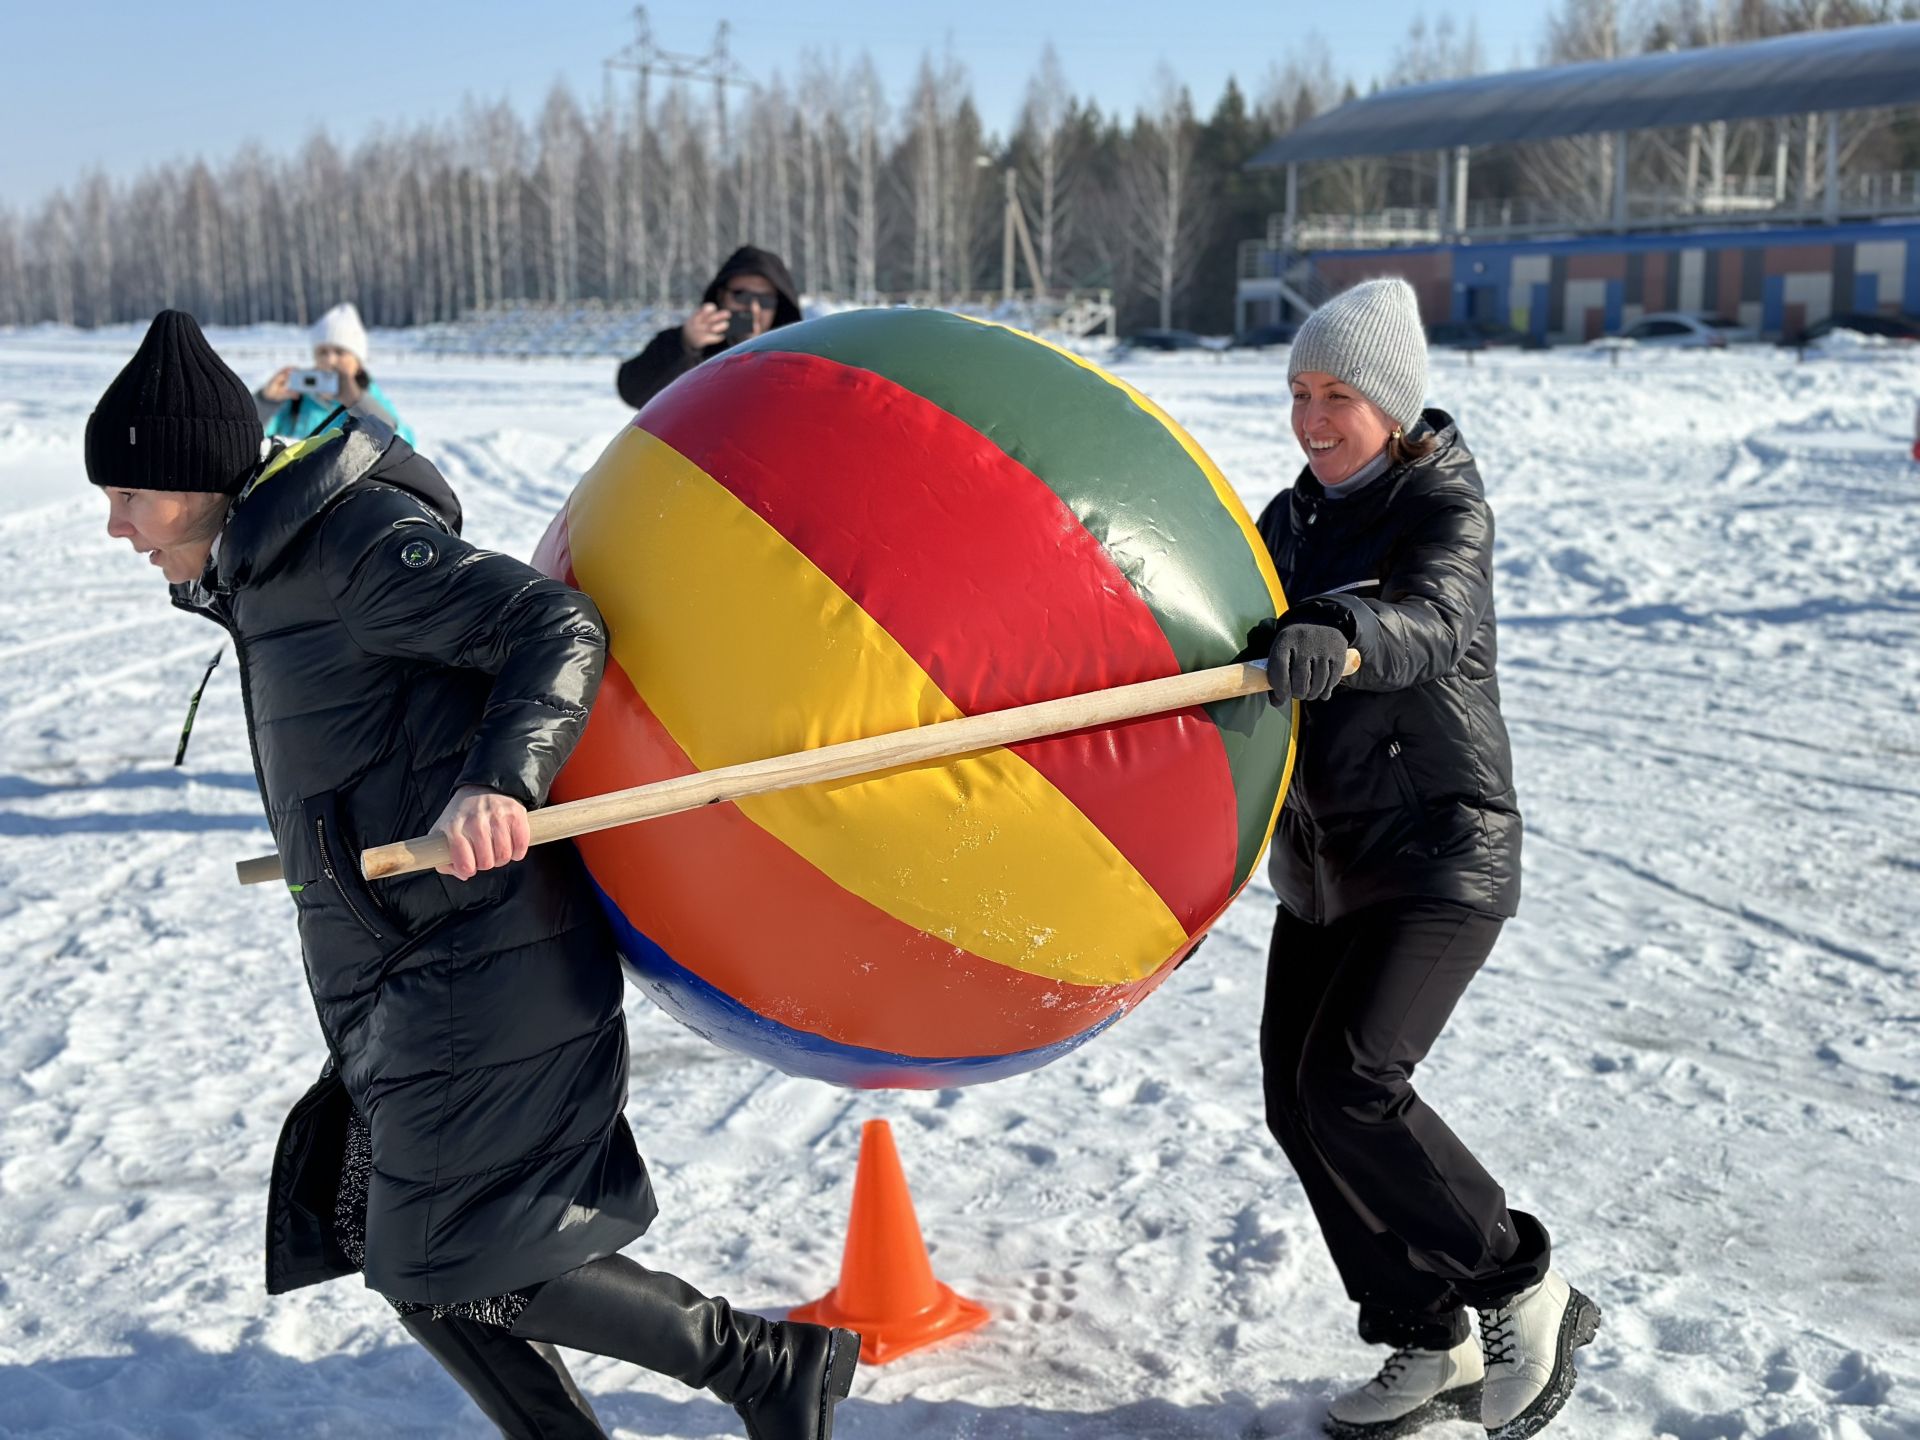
left=289, top=368, right=340, bottom=398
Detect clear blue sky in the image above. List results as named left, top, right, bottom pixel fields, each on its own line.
left=1, top=1, right=1542, bottom=208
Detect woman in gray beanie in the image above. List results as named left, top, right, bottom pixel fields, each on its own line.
left=1253, top=279, right=1598, bottom=1440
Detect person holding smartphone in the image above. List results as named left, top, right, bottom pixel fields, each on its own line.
left=257, top=301, right=417, bottom=446
left=616, top=246, right=801, bottom=410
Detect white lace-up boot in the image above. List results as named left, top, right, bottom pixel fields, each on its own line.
left=1323, top=1336, right=1484, bottom=1439
left=1475, top=1271, right=1601, bottom=1438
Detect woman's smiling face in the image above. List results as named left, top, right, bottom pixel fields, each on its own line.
left=1290, top=370, right=1395, bottom=485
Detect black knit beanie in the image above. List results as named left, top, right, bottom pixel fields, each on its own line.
left=85, top=310, right=263, bottom=494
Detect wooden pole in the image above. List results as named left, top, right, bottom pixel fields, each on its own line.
left=1010, top=188, right=1047, bottom=304
left=234, top=651, right=1358, bottom=887
left=1002, top=167, right=1016, bottom=303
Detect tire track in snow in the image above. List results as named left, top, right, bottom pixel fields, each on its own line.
left=1, top=641, right=222, bottom=728
left=1528, top=825, right=1907, bottom=977
left=0, top=614, right=177, bottom=666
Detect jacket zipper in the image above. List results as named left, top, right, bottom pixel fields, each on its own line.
left=183, top=598, right=350, bottom=1066
left=1386, top=739, right=1417, bottom=805
left=1386, top=740, right=1438, bottom=853
left=1307, top=812, right=1325, bottom=925
left=317, top=816, right=386, bottom=941
left=173, top=593, right=269, bottom=805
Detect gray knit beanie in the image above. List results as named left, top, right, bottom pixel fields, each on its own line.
left=1287, top=278, right=1429, bottom=431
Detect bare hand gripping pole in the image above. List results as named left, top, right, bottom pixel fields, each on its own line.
left=233, top=651, right=1360, bottom=887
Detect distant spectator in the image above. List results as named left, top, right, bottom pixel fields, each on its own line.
left=257, top=302, right=416, bottom=445
left=617, top=246, right=801, bottom=410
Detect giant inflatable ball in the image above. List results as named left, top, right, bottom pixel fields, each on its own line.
left=532, top=308, right=1294, bottom=1088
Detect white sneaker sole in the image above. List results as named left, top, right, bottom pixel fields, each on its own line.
left=1484, top=1287, right=1602, bottom=1440
left=1322, top=1381, right=1483, bottom=1440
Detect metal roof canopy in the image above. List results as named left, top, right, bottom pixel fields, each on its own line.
left=1250, top=22, right=1920, bottom=167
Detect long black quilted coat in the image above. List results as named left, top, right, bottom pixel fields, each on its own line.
left=173, top=416, right=655, bottom=1305
left=1255, top=410, right=1522, bottom=925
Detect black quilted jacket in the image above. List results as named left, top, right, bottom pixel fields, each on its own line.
left=173, top=417, right=654, bottom=1305
left=1255, top=410, right=1522, bottom=925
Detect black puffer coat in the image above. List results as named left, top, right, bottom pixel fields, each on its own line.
left=173, top=417, right=656, bottom=1305
left=1255, top=410, right=1521, bottom=925
left=615, top=245, right=802, bottom=410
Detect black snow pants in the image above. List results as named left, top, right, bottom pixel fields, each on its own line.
left=1261, top=899, right=1551, bottom=1350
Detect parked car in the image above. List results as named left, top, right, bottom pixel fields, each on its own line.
left=1122, top=328, right=1210, bottom=352
left=1782, top=312, right=1920, bottom=346
left=1232, top=323, right=1298, bottom=349
left=1604, top=313, right=1757, bottom=348
left=1427, top=320, right=1533, bottom=351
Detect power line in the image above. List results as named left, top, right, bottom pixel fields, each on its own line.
left=605, top=6, right=758, bottom=287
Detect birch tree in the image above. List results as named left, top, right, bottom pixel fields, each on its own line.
left=1514, top=0, right=1625, bottom=223
left=0, top=211, right=24, bottom=325
left=851, top=56, right=883, bottom=302
left=1019, top=44, right=1078, bottom=289
left=1124, top=75, right=1209, bottom=329
left=537, top=86, right=587, bottom=303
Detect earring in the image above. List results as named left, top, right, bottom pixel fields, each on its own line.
left=1391, top=426, right=1404, bottom=441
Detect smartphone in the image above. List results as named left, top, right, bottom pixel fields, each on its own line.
left=290, top=368, right=340, bottom=398
left=723, top=310, right=755, bottom=347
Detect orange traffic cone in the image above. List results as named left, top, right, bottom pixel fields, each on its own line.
left=791, top=1118, right=991, bottom=1364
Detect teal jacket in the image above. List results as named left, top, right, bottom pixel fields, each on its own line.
left=257, top=380, right=416, bottom=448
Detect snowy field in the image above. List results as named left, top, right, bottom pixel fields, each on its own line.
left=1, top=324, right=1917, bottom=1440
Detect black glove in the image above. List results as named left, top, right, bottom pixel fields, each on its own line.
left=1266, top=622, right=1350, bottom=704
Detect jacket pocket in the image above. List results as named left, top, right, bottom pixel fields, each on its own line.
left=299, top=790, right=394, bottom=944
left=296, top=789, right=459, bottom=1002
left=1384, top=738, right=1440, bottom=856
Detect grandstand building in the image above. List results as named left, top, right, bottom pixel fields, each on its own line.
left=1239, top=23, right=1920, bottom=343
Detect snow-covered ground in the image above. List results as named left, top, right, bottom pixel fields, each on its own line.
left=1, top=326, right=1916, bottom=1440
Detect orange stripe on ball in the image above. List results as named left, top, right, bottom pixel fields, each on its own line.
left=559, top=658, right=1164, bottom=1059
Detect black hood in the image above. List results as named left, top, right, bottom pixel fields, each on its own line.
left=188, top=417, right=461, bottom=596
left=702, top=246, right=803, bottom=329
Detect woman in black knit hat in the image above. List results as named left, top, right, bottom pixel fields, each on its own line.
left=89, top=310, right=859, bottom=1440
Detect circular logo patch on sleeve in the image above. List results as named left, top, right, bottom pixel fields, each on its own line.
left=399, top=537, right=437, bottom=569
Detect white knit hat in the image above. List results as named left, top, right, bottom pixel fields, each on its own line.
left=310, top=302, right=370, bottom=367
left=1288, top=278, right=1428, bottom=430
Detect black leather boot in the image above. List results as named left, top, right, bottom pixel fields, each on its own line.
left=509, top=1254, right=860, bottom=1440
left=399, top=1311, right=608, bottom=1439
left=729, top=1318, right=861, bottom=1440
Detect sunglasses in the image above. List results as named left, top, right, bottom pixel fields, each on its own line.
left=725, top=287, right=777, bottom=310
